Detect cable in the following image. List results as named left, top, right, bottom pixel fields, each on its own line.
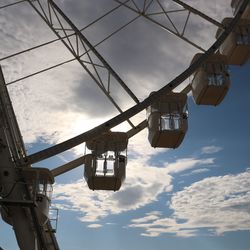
left=0, top=0, right=26, bottom=10
left=0, top=36, right=71, bottom=62
left=6, top=58, right=76, bottom=86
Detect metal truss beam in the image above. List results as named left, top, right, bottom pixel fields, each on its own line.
left=5, top=13, right=140, bottom=88
left=0, top=0, right=132, bottom=67
left=113, top=0, right=226, bottom=52
left=0, top=0, right=26, bottom=10
left=172, top=0, right=224, bottom=29
left=26, top=0, right=140, bottom=128
left=0, top=66, right=59, bottom=249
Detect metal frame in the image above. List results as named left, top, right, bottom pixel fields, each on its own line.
left=112, top=0, right=225, bottom=52
left=26, top=0, right=140, bottom=128
left=24, top=0, right=249, bottom=166
left=2, top=0, right=223, bottom=82
left=0, top=0, right=249, bottom=249
left=0, top=0, right=231, bottom=105
left=1, top=0, right=243, bottom=165
left=1, top=0, right=228, bottom=100
left=0, top=66, right=59, bottom=249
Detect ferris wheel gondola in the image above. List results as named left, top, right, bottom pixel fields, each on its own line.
left=84, top=132, right=128, bottom=191
left=190, top=53, right=230, bottom=106
left=216, top=18, right=250, bottom=65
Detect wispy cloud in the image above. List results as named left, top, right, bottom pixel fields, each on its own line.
left=129, top=169, right=250, bottom=237
left=53, top=141, right=217, bottom=224
left=130, top=211, right=162, bottom=224
left=87, top=224, right=103, bottom=229
left=53, top=162, right=173, bottom=223
left=201, top=146, right=223, bottom=154
left=165, top=157, right=215, bottom=174
left=181, top=168, right=210, bottom=177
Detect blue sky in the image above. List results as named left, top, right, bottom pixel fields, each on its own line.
left=1, top=0, right=250, bottom=250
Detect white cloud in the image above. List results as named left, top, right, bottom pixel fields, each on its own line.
left=87, top=224, right=103, bottom=229
left=201, top=146, right=223, bottom=154
left=130, top=211, right=162, bottom=224
left=165, top=157, right=215, bottom=174
left=181, top=168, right=210, bottom=177
left=52, top=148, right=216, bottom=224
left=190, top=168, right=210, bottom=174
left=53, top=162, right=173, bottom=223
left=129, top=169, right=250, bottom=237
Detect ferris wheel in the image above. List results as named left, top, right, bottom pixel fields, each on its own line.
left=0, top=0, right=250, bottom=249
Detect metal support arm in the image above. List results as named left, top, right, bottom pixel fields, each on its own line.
left=27, top=0, right=139, bottom=129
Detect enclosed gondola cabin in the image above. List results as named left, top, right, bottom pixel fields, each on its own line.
left=147, top=92, right=188, bottom=149
left=231, top=0, right=250, bottom=19
left=216, top=18, right=250, bottom=65
left=84, top=132, right=128, bottom=191
left=84, top=153, right=126, bottom=191
left=0, top=168, right=54, bottom=227
left=190, top=53, right=230, bottom=106
left=23, top=168, right=54, bottom=225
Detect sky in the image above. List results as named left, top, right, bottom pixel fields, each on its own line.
left=0, top=0, right=250, bottom=249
